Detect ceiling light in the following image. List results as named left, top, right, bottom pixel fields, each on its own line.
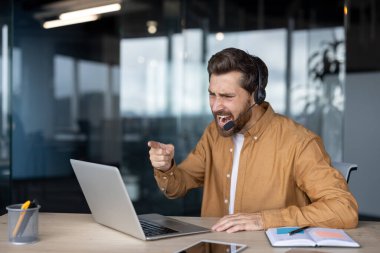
left=344, top=5, right=348, bottom=16
left=59, top=3, right=121, bottom=20
left=147, top=26, right=157, bottom=34
left=216, top=32, right=224, bottom=41
left=43, top=15, right=99, bottom=29
left=146, top=20, right=158, bottom=34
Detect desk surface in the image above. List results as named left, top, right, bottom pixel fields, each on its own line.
left=1, top=213, right=379, bottom=253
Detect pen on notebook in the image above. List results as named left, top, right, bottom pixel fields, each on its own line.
left=12, top=200, right=31, bottom=237
left=288, top=226, right=310, bottom=236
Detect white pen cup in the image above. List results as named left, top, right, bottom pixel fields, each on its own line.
left=6, top=204, right=41, bottom=244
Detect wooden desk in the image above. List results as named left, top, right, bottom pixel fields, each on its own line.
left=0, top=213, right=379, bottom=253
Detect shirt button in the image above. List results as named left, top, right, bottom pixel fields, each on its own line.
left=163, top=176, right=167, bottom=180
left=227, top=174, right=230, bottom=178
left=229, top=148, right=233, bottom=152
left=224, top=199, right=228, bottom=204
left=161, top=187, right=165, bottom=191
left=253, top=136, right=258, bottom=140
left=169, top=172, right=173, bottom=176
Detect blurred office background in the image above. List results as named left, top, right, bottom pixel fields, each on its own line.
left=0, top=0, right=379, bottom=220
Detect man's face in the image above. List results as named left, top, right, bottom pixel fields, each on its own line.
left=208, top=71, right=253, bottom=137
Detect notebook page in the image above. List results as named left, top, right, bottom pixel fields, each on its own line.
left=308, top=228, right=360, bottom=247
left=266, top=227, right=316, bottom=247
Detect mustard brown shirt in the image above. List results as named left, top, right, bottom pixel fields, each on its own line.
left=154, top=102, right=358, bottom=229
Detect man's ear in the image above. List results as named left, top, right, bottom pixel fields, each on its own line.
left=249, top=93, right=256, bottom=106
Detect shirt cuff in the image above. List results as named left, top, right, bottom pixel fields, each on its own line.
left=261, top=209, right=286, bottom=229
left=153, top=160, right=176, bottom=177
left=153, top=161, right=177, bottom=196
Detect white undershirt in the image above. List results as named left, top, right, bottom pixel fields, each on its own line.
left=229, top=133, right=245, bottom=214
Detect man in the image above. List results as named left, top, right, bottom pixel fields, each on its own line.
left=148, top=48, right=358, bottom=233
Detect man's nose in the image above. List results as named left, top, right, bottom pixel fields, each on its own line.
left=211, top=97, right=223, bottom=112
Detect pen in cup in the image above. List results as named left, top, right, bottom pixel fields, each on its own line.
left=288, top=226, right=310, bottom=236
left=17, top=199, right=39, bottom=237
left=11, top=200, right=31, bottom=237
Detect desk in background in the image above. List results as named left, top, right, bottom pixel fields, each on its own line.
left=0, top=213, right=379, bottom=253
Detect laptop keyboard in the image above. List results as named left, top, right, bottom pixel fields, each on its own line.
left=139, top=219, right=178, bottom=237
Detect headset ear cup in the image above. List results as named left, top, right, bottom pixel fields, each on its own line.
left=252, top=55, right=266, bottom=105
left=254, top=87, right=266, bottom=105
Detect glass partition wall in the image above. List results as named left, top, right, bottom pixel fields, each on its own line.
left=0, top=0, right=12, bottom=215
left=2, top=0, right=346, bottom=215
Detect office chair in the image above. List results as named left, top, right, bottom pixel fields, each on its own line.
left=332, top=161, right=358, bottom=183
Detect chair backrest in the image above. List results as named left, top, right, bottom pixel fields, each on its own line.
left=332, top=161, right=358, bottom=183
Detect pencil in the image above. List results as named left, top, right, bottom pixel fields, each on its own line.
left=12, top=200, right=31, bottom=237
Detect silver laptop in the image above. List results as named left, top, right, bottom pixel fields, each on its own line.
left=70, top=159, right=210, bottom=240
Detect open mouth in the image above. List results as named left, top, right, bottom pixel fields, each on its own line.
left=216, top=114, right=233, bottom=128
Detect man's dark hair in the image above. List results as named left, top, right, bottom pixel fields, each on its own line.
left=207, top=48, right=268, bottom=95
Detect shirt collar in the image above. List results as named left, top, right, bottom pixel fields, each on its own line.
left=245, top=102, right=275, bottom=141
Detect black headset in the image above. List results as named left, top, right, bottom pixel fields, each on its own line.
left=252, top=56, right=266, bottom=105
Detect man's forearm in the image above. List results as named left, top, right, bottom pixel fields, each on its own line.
left=261, top=197, right=358, bottom=229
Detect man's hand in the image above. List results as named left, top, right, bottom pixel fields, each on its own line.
left=147, top=141, right=175, bottom=172
left=211, top=213, right=264, bottom=233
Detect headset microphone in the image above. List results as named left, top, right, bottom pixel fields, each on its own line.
left=223, top=103, right=255, bottom=131
left=223, top=120, right=235, bottom=132
left=223, top=56, right=266, bottom=132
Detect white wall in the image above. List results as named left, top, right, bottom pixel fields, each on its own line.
left=344, top=72, right=380, bottom=217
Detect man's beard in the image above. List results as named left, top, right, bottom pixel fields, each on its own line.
left=213, top=100, right=252, bottom=137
